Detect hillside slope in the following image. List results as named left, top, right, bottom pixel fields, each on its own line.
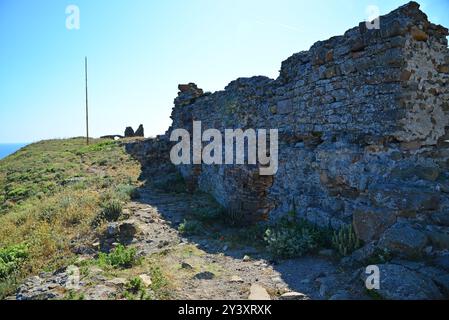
left=0, top=138, right=141, bottom=298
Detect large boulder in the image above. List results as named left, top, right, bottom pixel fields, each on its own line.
left=124, top=127, right=135, bottom=138
left=378, top=223, right=428, bottom=258
left=135, top=125, right=144, bottom=137
left=118, top=219, right=140, bottom=243
left=105, top=219, right=140, bottom=244
left=361, top=264, right=443, bottom=300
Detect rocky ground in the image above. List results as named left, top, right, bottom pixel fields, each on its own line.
left=11, top=182, right=449, bottom=300
left=11, top=186, right=372, bottom=300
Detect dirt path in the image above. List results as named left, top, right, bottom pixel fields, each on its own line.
left=120, top=187, right=365, bottom=300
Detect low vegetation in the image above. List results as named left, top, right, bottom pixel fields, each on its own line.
left=123, top=277, right=148, bottom=300
left=178, top=219, right=204, bottom=236
left=0, top=244, right=28, bottom=279
left=97, top=245, right=140, bottom=269
left=0, top=137, right=367, bottom=299
left=181, top=196, right=365, bottom=259
left=264, top=212, right=332, bottom=259
left=0, top=138, right=141, bottom=298
left=262, top=211, right=362, bottom=259
left=331, top=224, right=361, bottom=256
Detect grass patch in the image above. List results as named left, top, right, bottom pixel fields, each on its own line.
left=123, top=277, right=149, bottom=300
left=0, top=244, right=28, bottom=279
left=97, top=245, right=140, bottom=269
left=178, top=220, right=204, bottom=236
left=96, top=200, right=123, bottom=224
left=64, top=290, right=86, bottom=300
left=264, top=211, right=333, bottom=259
left=116, top=184, right=140, bottom=200
left=0, top=138, right=140, bottom=298
left=148, top=265, right=171, bottom=299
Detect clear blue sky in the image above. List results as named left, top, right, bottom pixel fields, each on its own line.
left=0, top=0, right=448, bottom=143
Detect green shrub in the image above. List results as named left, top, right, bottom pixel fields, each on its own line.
left=97, top=245, right=138, bottom=268
left=124, top=277, right=148, bottom=300
left=6, top=187, right=29, bottom=201
left=265, top=226, right=317, bottom=259
left=178, top=220, right=203, bottom=236
left=127, top=277, right=144, bottom=293
left=264, top=213, right=329, bottom=259
left=38, top=208, right=56, bottom=222
left=116, top=184, right=140, bottom=201
left=64, top=290, right=85, bottom=300
left=332, top=225, right=361, bottom=256
left=91, top=200, right=123, bottom=227
left=101, top=200, right=123, bottom=222
left=77, top=141, right=117, bottom=154
left=149, top=266, right=171, bottom=299
left=0, top=244, right=28, bottom=279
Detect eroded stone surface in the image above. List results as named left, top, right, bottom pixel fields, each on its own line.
left=126, top=2, right=449, bottom=264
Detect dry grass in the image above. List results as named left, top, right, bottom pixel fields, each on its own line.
left=0, top=138, right=141, bottom=298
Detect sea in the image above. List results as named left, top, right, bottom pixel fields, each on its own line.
left=0, top=143, right=28, bottom=160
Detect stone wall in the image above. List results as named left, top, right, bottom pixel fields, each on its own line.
left=127, top=2, right=449, bottom=257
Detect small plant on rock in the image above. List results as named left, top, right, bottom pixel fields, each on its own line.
left=332, top=225, right=361, bottom=256
left=365, top=247, right=393, bottom=265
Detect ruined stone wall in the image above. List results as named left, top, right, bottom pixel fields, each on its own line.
left=128, top=2, right=449, bottom=257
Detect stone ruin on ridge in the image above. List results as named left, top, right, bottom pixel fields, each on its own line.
left=127, top=2, right=449, bottom=264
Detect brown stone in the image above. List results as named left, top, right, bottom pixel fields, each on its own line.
left=325, top=50, right=334, bottom=63
left=353, top=209, right=397, bottom=242
left=400, top=70, right=412, bottom=81
left=400, top=140, right=422, bottom=151
left=437, top=65, right=449, bottom=74
left=411, top=27, right=428, bottom=41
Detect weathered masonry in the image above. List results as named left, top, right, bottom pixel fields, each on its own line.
left=127, top=2, right=449, bottom=257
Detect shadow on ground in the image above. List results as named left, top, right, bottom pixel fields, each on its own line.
left=128, top=167, right=366, bottom=300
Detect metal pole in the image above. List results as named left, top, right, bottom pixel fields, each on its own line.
left=85, top=56, right=89, bottom=145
